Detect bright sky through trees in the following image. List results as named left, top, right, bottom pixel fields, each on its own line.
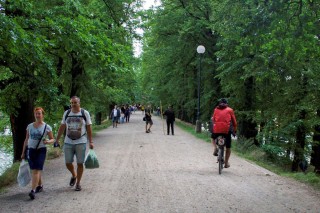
left=133, top=0, right=161, bottom=57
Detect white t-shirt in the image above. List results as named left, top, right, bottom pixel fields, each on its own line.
left=113, top=109, right=117, bottom=117
left=61, top=109, right=92, bottom=144
left=27, top=123, right=52, bottom=149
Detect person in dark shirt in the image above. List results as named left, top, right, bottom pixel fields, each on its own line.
left=145, top=105, right=153, bottom=133
left=163, top=105, right=175, bottom=135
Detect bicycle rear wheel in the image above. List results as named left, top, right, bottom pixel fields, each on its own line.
left=218, top=148, right=224, bottom=174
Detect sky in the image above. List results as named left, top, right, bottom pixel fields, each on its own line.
left=133, top=0, right=161, bottom=57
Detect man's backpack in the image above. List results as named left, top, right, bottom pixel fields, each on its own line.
left=64, top=108, right=87, bottom=122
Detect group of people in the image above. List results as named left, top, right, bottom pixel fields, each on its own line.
left=21, top=96, right=93, bottom=200
left=110, top=104, right=139, bottom=128
left=142, top=99, right=238, bottom=169
left=20, top=96, right=237, bottom=200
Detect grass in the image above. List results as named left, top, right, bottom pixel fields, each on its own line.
left=0, top=120, right=112, bottom=192
left=176, top=120, right=320, bottom=190
left=0, top=162, right=19, bottom=193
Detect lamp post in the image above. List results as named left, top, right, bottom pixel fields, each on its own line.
left=196, top=45, right=205, bottom=133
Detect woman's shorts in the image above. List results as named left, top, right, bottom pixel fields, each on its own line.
left=146, top=119, right=153, bottom=125
left=211, top=133, right=232, bottom=148
left=64, top=143, right=86, bottom=164
left=28, top=147, right=47, bottom=170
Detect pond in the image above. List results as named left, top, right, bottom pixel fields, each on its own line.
left=0, top=149, right=13, bottom=176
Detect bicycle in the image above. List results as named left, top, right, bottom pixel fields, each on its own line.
left=216, top=135, right=226, bottom=175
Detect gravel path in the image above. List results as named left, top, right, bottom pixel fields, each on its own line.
left=0, top=113, right=319, bottom=213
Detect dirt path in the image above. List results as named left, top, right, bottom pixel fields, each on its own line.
left=1, top=113, right=319, bottom=213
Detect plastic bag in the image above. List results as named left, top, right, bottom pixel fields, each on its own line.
left=84, top=150, right=99, bottom=169
left=17, top=160, right=31, bottom=187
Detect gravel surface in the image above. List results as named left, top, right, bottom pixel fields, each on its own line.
left=0, top=113, right=319, bottom=213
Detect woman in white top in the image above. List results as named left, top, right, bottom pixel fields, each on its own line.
left=21, top=107, right=55, bottom=200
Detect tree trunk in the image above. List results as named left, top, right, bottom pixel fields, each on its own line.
left=95, top=112, right=102, bottom=125
left=291, top=110, right=306, bottom=172
left=311, top=110, right=320, bottom=174
left=239, top=76, right=258, bottom=144
left=11, top=98, right=34, bottom=162
left=70, top=52, right=84, bottom=97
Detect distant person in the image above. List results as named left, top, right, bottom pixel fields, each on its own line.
left=163, top=105, right=175, bottom=135
left=145, top=105, right=153, bottom=133
left=120, top=105, right=125, bottom=123
left=110, top=105, right=120, bottom=128
left=211, top=98, right=237, bottom=168
left=56, top=96, right=94, bottom=191
left=125, top=106, right=130, bottom=122
left=21, top=107, right=55, bottom=200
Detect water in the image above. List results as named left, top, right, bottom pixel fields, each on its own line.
left=0, top=149, right=13, bottom=176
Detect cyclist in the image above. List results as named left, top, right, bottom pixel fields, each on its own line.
left=211, top=98, right=237, bottom=168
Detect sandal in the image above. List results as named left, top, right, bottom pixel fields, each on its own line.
left=35, top=185, right=43, bottom=193
left=224, top=163, right=230, bottom=168
left=69, top=176, right=77, bottom=186
left=75, top=184, right=82, bottom=191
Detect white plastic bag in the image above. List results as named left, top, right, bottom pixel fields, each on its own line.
left=17, top=160, right=31, bottom=187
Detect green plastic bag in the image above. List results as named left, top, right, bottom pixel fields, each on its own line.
left=84, top=149, right=99, bottom=169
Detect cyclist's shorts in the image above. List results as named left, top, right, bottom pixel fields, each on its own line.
left=211, top=133, right=232, bottom=148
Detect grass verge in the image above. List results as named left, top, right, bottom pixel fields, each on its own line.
left=176, top=120, right=320, bottom=190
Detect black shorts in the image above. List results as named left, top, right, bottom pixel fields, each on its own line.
left=146, top=119, right=153, bottom=125
left=28, top=147, right=47, bottom=170
left=211, top=133, right=232, bottom=149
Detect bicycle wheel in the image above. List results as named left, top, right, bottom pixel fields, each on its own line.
left=218, top=148, right=223, bottom=174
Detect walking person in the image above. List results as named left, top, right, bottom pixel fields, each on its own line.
left=21, top=107, right=55, bottom=200
left=125, top=106, right=130, bottom=123
left=163, top=105, right=175, bottom=135
left=211, top=98, right=237, bottom=168
left=55, top=96, right=94, bottom=191
left=145, top=105, right=153, bottom=133
left=110, top=105, right=120, bottom=128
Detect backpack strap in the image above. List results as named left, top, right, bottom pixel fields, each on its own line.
left=64, top=108, right=87, bottom=123
left=64, top=109, right=71, bottom=122
left=81, top=108, right=87, bottom=122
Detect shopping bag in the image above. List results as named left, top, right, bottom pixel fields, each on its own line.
left=17, top=160, right=31, bottom=187
left=84, top=150, right=99, bottom=169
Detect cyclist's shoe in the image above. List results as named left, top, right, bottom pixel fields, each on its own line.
left=224, top=163, right=230, bottom=168
left=213, top=149, right=218, bottom=156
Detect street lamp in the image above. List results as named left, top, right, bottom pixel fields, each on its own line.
left=196, top=45, right=205, bottom=133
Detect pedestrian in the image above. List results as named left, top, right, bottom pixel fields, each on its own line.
left=110, top=105, right=120, bottom=128
left=125, top=106, right=130, bottom=122
left=211, top=98, right=237, bottom=168
left=120, top=105, right=125, bottom=123
left=21, top=107, right=55, bottom=200
left=163, top=105, right=175, bottom=135
left=145, top=105, right=153, bottom=133
left=117, top=106, right=121, bottom=124
left=55, top=96, right=94, bottom=191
